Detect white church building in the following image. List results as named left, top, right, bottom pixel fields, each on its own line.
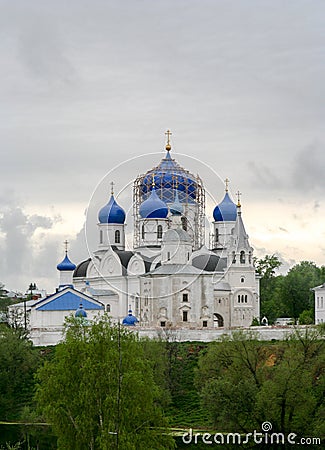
left=72, top=133, right=260, bottom=329
left=9, top=133, right=261, bottom=345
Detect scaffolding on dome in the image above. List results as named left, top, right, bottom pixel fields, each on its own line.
left=133, top=151, right=205, bottom=249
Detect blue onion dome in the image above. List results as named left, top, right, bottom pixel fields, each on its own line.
left=98, top=194, right=126, bottom=224
left=170, top=189, right=183, bottom=216
left=138, top=144, right=201, bottom=204
left=57, top=253, right=76, bottom=271
left=122, top=309, right=138, bottom=326
left=139, top=186, right=168, bottom=219
left=213, top=192, right=237, bottom=222
left=75, top=302, right=87, bottom=318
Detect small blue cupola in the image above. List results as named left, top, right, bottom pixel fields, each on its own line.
left=122, top=309, right=138, bottom=326
left=98, top=184, right=126, bottom=224
left=57, top=242, right=76, bottom=290
left=139, top=181, right=168, bottom=219
left=170, top=189, right=183, bottom=216
left=57, top=254, right=77, bottom=272
left=75, top=301, right=87, bottom=318
left=213, top=192, right=237, bottom=222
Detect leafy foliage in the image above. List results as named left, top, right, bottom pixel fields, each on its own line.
left=256, top=256, right=325, bottom=323
left=0, top=325, right=40, bottom=421
left=36, top=316, right=175, bottom=450
left=196, top=328, right=325, bottom=436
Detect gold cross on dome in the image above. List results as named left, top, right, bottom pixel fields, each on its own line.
left=64, top=240, right=69, bottom=254
left=110, top=181, right=114, bottom=195
left=236, top=190, right=242, bottom=206
left=165, top=129, right=172, bottom=150
left=224, top=178, right=230, bottom=192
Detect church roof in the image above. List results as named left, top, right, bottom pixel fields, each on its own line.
left=122, top=309, right=138, bottom=326
left=87, top=287, right=118, bottom=297
left=34, top=287, right=104, bottom=311
left=57, top=254, right=76, bottom=271
left=162, top=228, right=191, bottom=243
left=98, top=194, right=126, bottom=224
left=75, top=303, right=87, bottom=318
left=145, top=264, right=205, bottom=276
left=139, top=187, right=168, bottom=219
left=74, top=258, right=91, bottom=278
left=192, top=254, right=227, bottom=272
left=214, top=281, right=231, bottom=291
left=138, top=150, right=201, bottom=204
left=232, top=206, right=252, bottom=251
left=213, top=192, right=237, bottom=222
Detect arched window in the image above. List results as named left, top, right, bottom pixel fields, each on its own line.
left=100, top=230, right=103, bottom=244
left=238, top=295, right=241, bottom=303
left=181, top=217, right=187, bottom=231
left=215, top=228, right=219, bottom=244
left=106, top=304, right=111, bottom=313
left=157, top=224, right=163, bottom=239
left=240, top=251, right=246, bottom=263
left=249, top=251, right=252, bottom=264
left=115, top=229, right=120, bottom=244
left=213, top=313, right=224, bottom=327
left=245, top=295, right=248, bottom=303
left=142, top=224, right=145, bottom=239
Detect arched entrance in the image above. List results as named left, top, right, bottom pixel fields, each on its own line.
left=213, top=313, right=224, bottom=328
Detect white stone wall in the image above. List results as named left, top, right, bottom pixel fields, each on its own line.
left=130, top=325, right=313, bottom=342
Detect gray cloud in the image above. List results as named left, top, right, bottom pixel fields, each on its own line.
left=1, top=0, right=325, bottom=290
left=292, top=142, right=325, bottom=192
left=247, top=161, right=284, bottom=190
left=0, top=199, right=59, bottom=289
left=314, top=200, right=320, bottom=212
left=18, top=18, right=76, bottom=85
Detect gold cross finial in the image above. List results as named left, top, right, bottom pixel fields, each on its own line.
left=236, top=190, right=242, bottom=207
left=64, top=240, right=69, bottom=254
left=152, top=172, right=156, bottom=187
left=225, top=178, right=230, bottom=192
left=165, top=129, right=172, bottom=151
left=110, top=181, right=114, bottom=195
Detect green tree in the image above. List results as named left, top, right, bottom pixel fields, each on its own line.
left=255, top=254, right=282, bottom=279
left=0, top=325, right=40, bottom=421
left=196, top=328, right=325, bottom=436
left=255, top=255, right=284, bottom=323
left=256, top=327, right=325, bottom=435
left=299, top=309, right=314, bottom=325
left=280, top=261, right=321, bottom=320
left=36, top=316, right=175, bottom=450
left=195, top=331, right=265, bottom=431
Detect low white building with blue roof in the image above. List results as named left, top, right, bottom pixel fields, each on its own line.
left=9, top=250, right=105, bottom=346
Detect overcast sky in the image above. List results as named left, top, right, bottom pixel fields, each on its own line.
left=1, top=0, right=325, bottom=292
